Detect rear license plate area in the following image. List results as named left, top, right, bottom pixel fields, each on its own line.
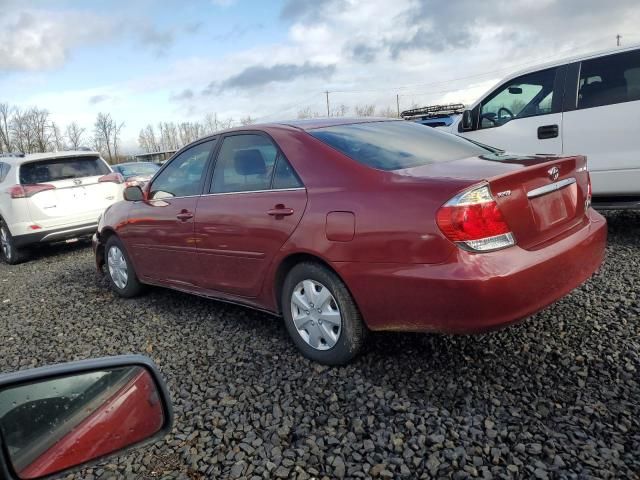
left=531, top=183, right=578, bottom=231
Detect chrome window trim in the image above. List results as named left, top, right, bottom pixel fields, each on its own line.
left=148, top=187, right=306, bottom=201
left=203, top=187, right=306, bottom=197
left=527, top=177, right=577, bottom=199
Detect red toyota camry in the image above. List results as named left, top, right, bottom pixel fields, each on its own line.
left=93, top=119, right=606, bottom=364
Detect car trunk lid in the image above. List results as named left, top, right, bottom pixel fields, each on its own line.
left=397, top=153, right=590, bottom=250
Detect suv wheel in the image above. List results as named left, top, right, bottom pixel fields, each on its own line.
left=0, top=221, right=27, bottom=265
left=282, top=262, right=367, bottom=365
left=105, top=235, right=144, bottom=298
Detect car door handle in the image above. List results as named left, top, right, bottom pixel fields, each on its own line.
left=267, top=205, right=294, bottom=217
left=538, top=124, right=559, bottom=139
left=176, top=211, right=194, bottom=221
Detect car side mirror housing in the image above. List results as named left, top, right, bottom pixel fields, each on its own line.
left=0, top=355, right=172, bottom=480
left=123, top=185, right=144, bottom=202
left=461, top=109, right=474, bottom=131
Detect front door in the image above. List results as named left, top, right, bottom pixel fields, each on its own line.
left=464, top=66, right=563, bottom=155
left=125, top=140, right=214, bottom=285
left=194, top=133, right=307, bottom=297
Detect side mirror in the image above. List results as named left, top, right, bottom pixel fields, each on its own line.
left=123, top=185, right=144, bottom=202
left=0, top=355, right=172, bottom=480
left=461, top=109, right=474, bottom=131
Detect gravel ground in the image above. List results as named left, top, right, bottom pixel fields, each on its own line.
left=0, top=211, right=639, bottom=479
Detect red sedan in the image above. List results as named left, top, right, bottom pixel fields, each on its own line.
left=93, top=119, right=606, bottom=365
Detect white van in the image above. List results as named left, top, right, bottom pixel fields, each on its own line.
left=450, top=45, right=640, bottom=209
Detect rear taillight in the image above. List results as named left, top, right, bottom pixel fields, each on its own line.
left=8, top=184, right=55, bottom=198
left=436, top=184, right=516, bottom=252
left=98, top=172, right=124, bottom=184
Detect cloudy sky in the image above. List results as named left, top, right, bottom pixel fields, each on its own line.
left=1, top=0, right=639, bottom=152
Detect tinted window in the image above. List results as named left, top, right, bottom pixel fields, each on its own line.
left=0, top=162, right=9, bottom=183
left=211, top=134, right=277, bottom=193
left=578, top=50, right=640, bottom=109
left=150, top=141, right=213, bottom=199
left=19, top=156, right=110, bottom=184
left=114, top=163, right=159, bottom=177
left=272, top=155, right=302, bottom=189
left=479, top=68, right=557, bottom=129
left=310, top=121, right=489, bottom=171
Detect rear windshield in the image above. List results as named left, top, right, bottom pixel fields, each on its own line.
left=115, top=163, right=159, bottom=177
left=309, top=121, right=490, bottom=171
left=19, top=156, right=110, bottom=184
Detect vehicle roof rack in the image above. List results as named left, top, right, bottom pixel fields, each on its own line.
left=401, top=103, right=466, bottom=120
left=0, top=152, right=25, bottom=158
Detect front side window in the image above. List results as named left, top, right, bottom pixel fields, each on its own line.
left=210, top=134, right=278, bottom=193
left=149, top=141, right=213, bottom=199
left=578, top=49, right=640, bottom=109
left=479, top=68, right=557, bottom=129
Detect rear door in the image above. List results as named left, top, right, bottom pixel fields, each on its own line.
left=562, top=49, right=640, bottom=196
left=125, top=140, right=215, bottom=285
left=194, top=133, right=307, bottom=297
left=20, top=155, right=120, bottom=228
left=464, top=67, right=564, bottom=154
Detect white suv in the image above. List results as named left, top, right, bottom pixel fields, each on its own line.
left=450, top=44, right=640, bottom=209
left=0, top=151, right=123, bottom=264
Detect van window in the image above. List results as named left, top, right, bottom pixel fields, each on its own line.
left=478, top=68, right=557, bottom=129
left=578, top=49, right=640, bottom=109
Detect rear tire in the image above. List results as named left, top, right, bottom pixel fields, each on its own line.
left=0, top=220, right=27, bottom=265
left=282, top=262, right=367, bottom=365
left=105, top=235, right=144, bottom=298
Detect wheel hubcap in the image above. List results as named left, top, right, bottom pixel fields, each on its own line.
left=0, top=227, right=11, bottom=260
left=107, top=246, right=128, bottom=290
left=291, top=279, right=342, bottom=350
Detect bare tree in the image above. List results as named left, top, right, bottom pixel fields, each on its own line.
left=331, top=104, right=349, bottom=117
left=203, top=113, right=219, bottom=134
left=50, top=122, right=65, bottom=151
left=239, top=115, right=255, bottom=126
left=297, top=107, right=320, bottom=119
left=94, top=113, right=116, bottom=162
left=112, top=120, right=125, bottom=163
left=65, top=122, right=86, bottom=150
left=0, top=103, right=12, bottom=153
left=10, top=108, right=34, bottom=153
left=28, top=108, right=52, bottom=152
left=377, top=106, right=397, bottom=118
left=354, top=104, right=376, bottom=117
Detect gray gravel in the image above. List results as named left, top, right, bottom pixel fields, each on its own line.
left=0, top=211, right=639, bottom=479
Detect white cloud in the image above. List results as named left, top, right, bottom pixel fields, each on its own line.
left=0, top=10, right=118, bottom=72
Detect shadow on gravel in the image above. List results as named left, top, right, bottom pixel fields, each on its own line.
left=20, top=240, right=93, bottom=263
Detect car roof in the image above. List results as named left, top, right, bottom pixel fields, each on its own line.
left=0, top=150, right=102, bottom=164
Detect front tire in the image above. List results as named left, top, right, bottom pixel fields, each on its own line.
left=0, top=220, right=27, bottom=265
left=105, top=236, right=144, bottom=298
left=282, top=262, right=367, bottom=365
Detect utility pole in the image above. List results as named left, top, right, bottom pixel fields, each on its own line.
left=325, top=91, right=330, bottom=117
left=396, top=94, right=400, bottom=118
left=617, top=34, right=622, bottom=47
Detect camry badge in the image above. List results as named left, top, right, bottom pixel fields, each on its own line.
left=548, top=166, right=560, bottom=181
left=496, top=190, right=511, bottom=198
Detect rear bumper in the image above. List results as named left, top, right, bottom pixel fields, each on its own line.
left=13, top=223, right=98, bottom=248
left=92, top=232, right=105, bottom=272
left=335, top=209, right=607, bottom=333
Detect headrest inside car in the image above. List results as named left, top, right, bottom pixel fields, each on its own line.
left=234, top=149, right=266, bottom=176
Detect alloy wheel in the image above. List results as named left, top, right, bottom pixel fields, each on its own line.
left=290, top=279, right=342, bottom=350
left=107, top=246, right=129, bottom=290
left=0, top=226, right=11, bottom=260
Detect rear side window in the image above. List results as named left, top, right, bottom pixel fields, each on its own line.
left=0, top=162, right=10, bottom=183
left=309, top=121, right=490, bottom=171
left=578, top=49, right=640, bottom=109
left=19, top=156, right=110, bottom=184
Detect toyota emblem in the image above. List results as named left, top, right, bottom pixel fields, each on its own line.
left=547, top=166, right=560, bottom=181
left=73, top=179, right=82, bottom=185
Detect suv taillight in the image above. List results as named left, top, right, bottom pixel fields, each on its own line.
left=436, top=184, right=515, bottom=252
left=98, top=172, right=124, bottom=184
left=8, top=184, right=56, bottom=198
